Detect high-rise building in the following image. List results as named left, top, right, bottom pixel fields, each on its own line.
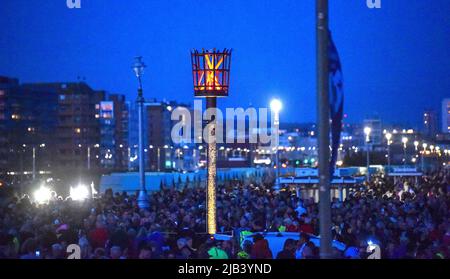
left=1, top=77, right=134, bottom=181
left=22, top=82, right=105, bottom=171
left=441, top=98, right=450, bottom=133
left=127, top=99, right=196, bottom=172
left=108, top=94, right=129, bottom=171
left=99, top=100, right=116, bottom=169
left=0, top=77, right=58, bottom=175
left=146, top=100, right=188, bottom=172
left=423, top=109, right=437, bottom=139
left=146, top=101, right=169, bottom=171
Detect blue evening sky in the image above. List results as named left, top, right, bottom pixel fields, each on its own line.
left=1, top=0, right=449, bottom=128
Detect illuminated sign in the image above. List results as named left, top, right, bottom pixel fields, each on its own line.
left=100, top=101, right=114, bottom=119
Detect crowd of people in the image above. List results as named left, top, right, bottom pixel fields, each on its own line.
left=0, top=170, right=448, bottom=259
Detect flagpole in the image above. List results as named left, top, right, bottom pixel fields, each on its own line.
left=316, top=0, right=333, bottom=259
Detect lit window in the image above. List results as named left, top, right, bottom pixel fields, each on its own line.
left=75, top=128, right=81, bottom=134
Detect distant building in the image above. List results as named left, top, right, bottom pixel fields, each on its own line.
left=0, top=77, right=58, bottom=175
left=423, top=109, right=438, bottom=140
left=99, top=101, right=116, bottom=169
left=441, top=98, right=450, bottom=133
left=107, top=94, right=129, bottom=171
left=1, top=77, right=133, bottom=179
left=28, top=82, right=105, bottom=170
left=363, top=117, right=382, bottom=147
left=146, top=100, right=175, bottom=171
left=128, top=99, right=194, bottom=172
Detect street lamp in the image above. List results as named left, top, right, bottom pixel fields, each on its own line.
left=385, top=133, right=392, bottom=171
left=32, top=146, right=36, bottom=180
left=132, top=56, right=150, bottom=209
left=422, top=143, right=427, bottom=171
left=413, top=141, right=419, bottom=169
left=364, top=127, right=371, bottom=182
left=191, top=48, right=232, bottom=235
left=32, top=144, right=46, bottom=181
left=414, top=141, right=419, bottom=151
left=270, top=98, right=282, bottom=190
left=402, top=137, right=408, bottom=168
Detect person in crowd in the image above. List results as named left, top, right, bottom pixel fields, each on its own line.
left=110, top=246, right=124, bottom=259
left=20, top=238, right=39, bottom=260
left=276, top=238, right=296, bottom=259
left=250, top=234, right=273, bottom=259
left=0, top=169, right=447, bottom=259
left=205, top=238, right=229, bottom=259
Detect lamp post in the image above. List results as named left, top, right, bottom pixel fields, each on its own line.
left=32, top=143, right=46, bottom=181
left=32, top=147, right=36, bottom=180
left=414, top=141, right=419, bottom=152
left=402, top=137, right=408, bottom=168
left=364, top=127, right=371, bottom=182
left=413, top=141, right=419, bottom=169
left=157, top=147, right=161, bottom=172
left=421, top=143, right=427, bottom=171
left=132, top=56, right=150, bottom=209
left=385, top=132, right=392, bottom=171
left=270, top=99, right=282, bottom=190
left=87, top=146, right=91, bottom=171
left=191, top=48, right=232, bottom=235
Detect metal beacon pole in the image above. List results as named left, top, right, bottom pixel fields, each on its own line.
left=191, top=49, right=232, bottom=235
left=316, top=0, right=333, bottom=259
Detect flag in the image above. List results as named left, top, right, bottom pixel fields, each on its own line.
left=328, top=31, right=344, bottom=177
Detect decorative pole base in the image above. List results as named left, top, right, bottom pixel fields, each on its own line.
left=137, top=190, right=150, bottom=209
left=206, top=97, right=217, bottom=235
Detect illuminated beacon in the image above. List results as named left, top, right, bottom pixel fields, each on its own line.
left=190, top=48, right=232, bottom=235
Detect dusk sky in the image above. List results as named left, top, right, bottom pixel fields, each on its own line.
left=1, top=0, right=449, bottom=128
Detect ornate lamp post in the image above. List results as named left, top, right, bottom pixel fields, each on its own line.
left=191, top=48, right=232, bottom=235
left=133, top=56, right=150, bottom=209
